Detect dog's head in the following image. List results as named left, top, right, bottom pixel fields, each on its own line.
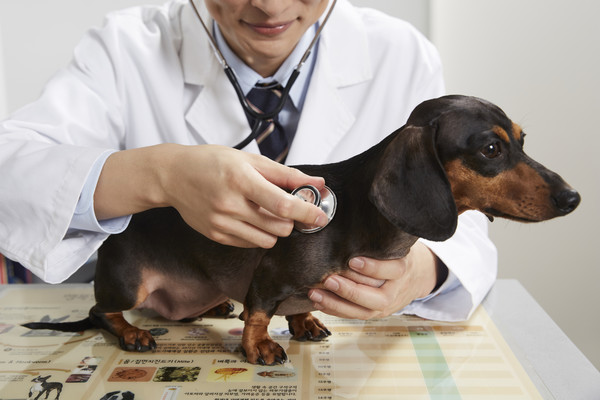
left=369, top=95, right=580, bottom=241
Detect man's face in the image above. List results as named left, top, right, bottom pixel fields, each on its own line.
left=205, top=0, right=329, bottom=77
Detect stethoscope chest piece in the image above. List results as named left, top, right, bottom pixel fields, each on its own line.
left=291, top=185, right=337, bottom=233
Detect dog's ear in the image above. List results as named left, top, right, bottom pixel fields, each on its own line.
left=369, top=124, right=457, bottom=241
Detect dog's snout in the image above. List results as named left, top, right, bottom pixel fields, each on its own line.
left=552, top=189, right=581, bottom=214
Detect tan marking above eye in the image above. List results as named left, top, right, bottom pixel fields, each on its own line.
left=492, top=126, right=510, bottom=143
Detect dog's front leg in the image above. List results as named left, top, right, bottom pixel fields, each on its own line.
left=240, top=308, right=287, bottom=365
left=240, top=252, right=314, bottom=365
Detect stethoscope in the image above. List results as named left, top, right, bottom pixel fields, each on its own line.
left=291, top=185, right=337, bottom=233
left=189, top=0, right=338, bottom=233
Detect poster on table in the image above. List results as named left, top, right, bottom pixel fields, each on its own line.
left=0, top=285, right=541, bottom=399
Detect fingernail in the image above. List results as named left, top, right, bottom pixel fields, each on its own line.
left=314, top=214, right=327, bottom=227
left=309, top=290, right=323, bottom=303
left=349, top=258, right=364, bottom=271
left=324, top=277, right=339, bottom=292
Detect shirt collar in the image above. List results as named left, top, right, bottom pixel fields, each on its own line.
left=213, top=21, right=317, bottom=110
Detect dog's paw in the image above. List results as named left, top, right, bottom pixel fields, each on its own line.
left=241, top=339, right=288, bottom=366
left=287, top=313, right=332, bottom=342
left=118, top=328, right=157, bottom=352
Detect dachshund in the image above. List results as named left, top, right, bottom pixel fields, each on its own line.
left=23, top=95, right=580, bottom=365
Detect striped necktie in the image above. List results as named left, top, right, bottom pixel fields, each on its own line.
left=245, top=83, right=289, bottom=163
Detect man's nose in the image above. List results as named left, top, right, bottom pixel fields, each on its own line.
left=250, top=0, right=293, bottom=18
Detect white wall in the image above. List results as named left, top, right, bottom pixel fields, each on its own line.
left=350, top=0, right=429, bottom=38
left=431, top=0, right=600, bottom=370
left=0, top=0, right=166, bottom=114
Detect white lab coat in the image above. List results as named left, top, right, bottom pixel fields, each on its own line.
left=0, top=0, right=496, bottom=320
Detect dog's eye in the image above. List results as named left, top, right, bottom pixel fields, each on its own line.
left=481, top=141, right=502, bottom=158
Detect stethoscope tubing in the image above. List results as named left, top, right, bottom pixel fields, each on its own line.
left=224, top=66, right=301, bottom=149
left=224, top=66, right=301, bottom=122
left=190, top=0, right=337, bottom=150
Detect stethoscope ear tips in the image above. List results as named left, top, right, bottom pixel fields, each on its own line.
left=291, top=185, right=337, bottom=233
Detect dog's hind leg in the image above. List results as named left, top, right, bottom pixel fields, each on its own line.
left=89, top=306, right=156, bottom=352
left=91, top=239, right=159, bottom=352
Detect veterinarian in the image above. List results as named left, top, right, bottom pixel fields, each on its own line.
left=0, top=0, right=496, bottom=322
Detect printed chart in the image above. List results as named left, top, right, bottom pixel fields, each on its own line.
left=0, top=285, right=541, bottom=399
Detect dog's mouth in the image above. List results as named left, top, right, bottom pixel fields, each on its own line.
left=483, top=208, right=539, bottom=223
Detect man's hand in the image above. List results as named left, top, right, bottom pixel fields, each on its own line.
left=308, top=242, right=442, bottom=319
left=94, top=144, right=328, bottom=248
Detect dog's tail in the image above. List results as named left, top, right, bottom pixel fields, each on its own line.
left=22, top=318, right=95, bottom=332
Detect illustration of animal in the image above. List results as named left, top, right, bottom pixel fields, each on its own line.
left=28, top=375, right=62, bottom=400
left=23, top=95, right=580, bottom=365
left=99, top=391, right=135, bottom=400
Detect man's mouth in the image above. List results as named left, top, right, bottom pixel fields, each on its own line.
left=245, top=20, right=294, bottom=36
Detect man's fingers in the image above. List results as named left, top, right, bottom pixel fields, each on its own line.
left=309, top=275, right=391, bottom=320
left=348, top=257, right=406, bottom=281
left=253, top=155, right=325, bottom=191
left=244, top=203, right=295, bottom=238
left=204, top=216, right=279, bottom=249
left=309, top=286, right=381, bottom=320
left=339, top=269, right=386, bottom=288
left=325, top=275, right=387, bottom=311
left=251, top=155, right=328, bottom=224
left=243, top=165, right=328, bottom=227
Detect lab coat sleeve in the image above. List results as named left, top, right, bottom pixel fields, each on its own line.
left=0, top=19, right=127, bottom=283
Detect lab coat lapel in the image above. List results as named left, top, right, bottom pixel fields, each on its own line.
left=286, top=0, right=371, bottom=165
left=185, top=71, right=256, bottom=150
left=284, top=61, right=354, bottom=165
left=181, top=0, right=370, bottom=159
left=181, top=1, right=259, bottom=152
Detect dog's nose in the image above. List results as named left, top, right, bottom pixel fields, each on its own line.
left=552, top=189, right=581, bottom=214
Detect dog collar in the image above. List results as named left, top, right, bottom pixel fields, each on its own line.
left=291, top=185, right=337, bottom=233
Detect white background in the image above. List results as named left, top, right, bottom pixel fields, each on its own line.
left=1, top=0, right=598, bottom=370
